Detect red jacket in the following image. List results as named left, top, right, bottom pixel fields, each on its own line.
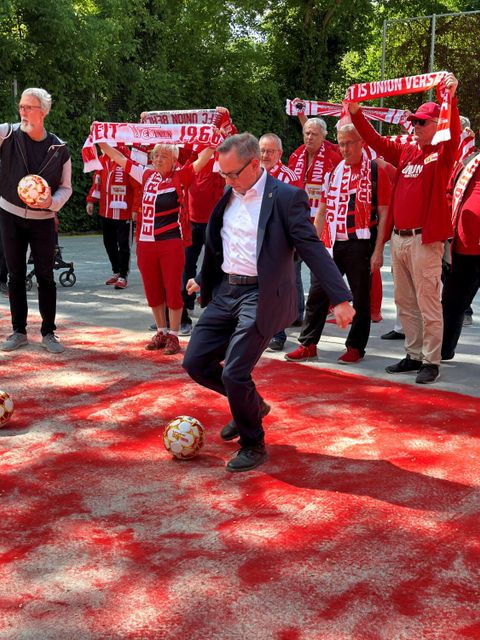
left=351, top=98, right=460, bottom=244
left=86, top=152, right=135, bottom=220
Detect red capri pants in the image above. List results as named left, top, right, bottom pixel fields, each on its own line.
left=136, top=238, right=185, bottom=309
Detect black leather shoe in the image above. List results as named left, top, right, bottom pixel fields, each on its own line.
left=381, top=330, right=405, bottom=340
left=226, top=443, right=268, bottom=472
left=266, top=338, right=285, bottom=352
left=386, top=355, right=422, bottom=374
left=220, top=400, right=271, bottom=441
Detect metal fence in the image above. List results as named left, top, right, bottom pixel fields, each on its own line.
left=379, top=10, right=480, bottom=135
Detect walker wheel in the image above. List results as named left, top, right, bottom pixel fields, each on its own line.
left=59, top=271, right=76, bottom=287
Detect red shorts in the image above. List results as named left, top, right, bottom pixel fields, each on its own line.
left=136, top=238, right=185, bottom=309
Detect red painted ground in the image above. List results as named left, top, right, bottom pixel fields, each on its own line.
left=0, top=319, right=479, bottom=640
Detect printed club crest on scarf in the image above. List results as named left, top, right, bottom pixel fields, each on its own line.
left=322, top=150, right=373, bottom=255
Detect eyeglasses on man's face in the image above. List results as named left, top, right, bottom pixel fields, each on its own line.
left=18, top=104, right=42, bottom=113
left=411, top=118, right=438, bottom=127
left=218, top=157, right=253, bottom=180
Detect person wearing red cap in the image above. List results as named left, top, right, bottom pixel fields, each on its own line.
left=348, top=72, right=460, bottom=384
left=86, top=145, right=140, bottom=290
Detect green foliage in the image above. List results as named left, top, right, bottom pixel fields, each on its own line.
left=1, top=0, right=479, bottom=233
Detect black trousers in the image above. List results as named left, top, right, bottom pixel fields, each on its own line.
left=299, top=239, right=372, bottom=355
left=182, top=222, right=207, bottom=311
left=101, top=217, right=132, bottom=278
left=0, top=222, right=7, bottom=283
left=0, top=209, right=56, bottom=336
left=182, top=278, right=270, bottom=447
left=442, top=252, right=480, bottom=358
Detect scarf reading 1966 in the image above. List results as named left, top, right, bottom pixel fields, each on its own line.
left=322, top=151, right=373, bottom=254
left=343, top=71, right=452, bottom=145
left=82, top=121, right=224, bottom=172
left=286, top=99, right=410, bottom=127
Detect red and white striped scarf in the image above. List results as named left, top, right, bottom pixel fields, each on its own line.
left=451, top=152, right=480, bottom=229
left=458, top=128, right=476, bottom=162
left=343, top=71, right=452, bottom=145
left=286, top=99, right=409, bottom=127
left=269, top=161, right=298, bottom=185
left=322, top=151, right=373, bottom=254
left=82, top=121, right=224, bottom=172
left=290, top=145, right=326, bottom=219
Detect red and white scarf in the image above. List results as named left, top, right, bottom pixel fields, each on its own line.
left=290, top=145, right=326, bottom=219
left=82, top=121, right=224, bottom=172
left=141, top=109, right=221, bottom=125
left=343, top=71, right=452, bottom=145
left=286, top=99, right=409, bottom=127
left=141, top=109, right=235, bottom=136
left=322, top=151, right=373, bottom=254
left=458, top=128, right=476, bottom=162
left=451, top=152, right=480, bottom=228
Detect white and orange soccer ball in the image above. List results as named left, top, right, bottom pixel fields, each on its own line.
left=17, top=174, right=50, bottom=207
left=0, top=390, right=14, bottom=427
left=163, top=415, right=205, bottom=460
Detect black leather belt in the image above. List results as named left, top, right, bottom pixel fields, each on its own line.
left=393, top=227, right=422, bottom=237
left=226, top=274, right=258, bottom=285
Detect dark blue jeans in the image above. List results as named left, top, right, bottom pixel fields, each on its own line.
left=183, top=278, right=270, bottom=447
left=0, top=209, right=56, bottom=336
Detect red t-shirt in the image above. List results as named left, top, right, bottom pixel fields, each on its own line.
left=454, top=169, right=480, bottom=255
left=188, top=158, right=225, bottom=223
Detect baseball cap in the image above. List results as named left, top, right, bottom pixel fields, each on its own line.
left=406, top=102, right=441, bottom=122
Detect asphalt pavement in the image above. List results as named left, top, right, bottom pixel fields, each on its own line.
left=1, top=234, right=478, bottom=398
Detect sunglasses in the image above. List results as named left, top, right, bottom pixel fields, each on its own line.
left=411, top=118, right=438, bottom=127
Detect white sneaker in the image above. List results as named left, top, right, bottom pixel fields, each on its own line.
left=41, top=333, right=65, bottom=354
left=1, top=332, right=28, bottom=352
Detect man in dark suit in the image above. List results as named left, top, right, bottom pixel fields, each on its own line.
left=182, top=133, right=354, bottom=473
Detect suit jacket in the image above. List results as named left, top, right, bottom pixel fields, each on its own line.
left=199, top=172, right=352, bottom=337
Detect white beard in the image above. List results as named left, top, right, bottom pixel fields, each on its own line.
left=20, top=121, right=34, bottom=134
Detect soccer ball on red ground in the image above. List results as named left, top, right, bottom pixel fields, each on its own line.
left=0, top=390, right=14, bottom=427
left=17, top=174, right=50, bottom=207
left=163, top=416, right=205, bottom=460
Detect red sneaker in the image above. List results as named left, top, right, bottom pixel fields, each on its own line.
left=105, top=273, right=120, bottom=285
left=145, top=331, right=167, bottom=351
left=284, top=343, right=317, bottom=361
left=114, top=277, right=128, bottom=289
left=371, top=313, right=383, bottom=323
left=337, top=346, right=363, bottom=364
left=163, top=333, right=181, bottom=355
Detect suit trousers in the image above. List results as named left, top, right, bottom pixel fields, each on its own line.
left=182, top=277, right=271, bottom=447
left=299, top=239, right=372, bottom=355
left=441, top=252, right=480, bottom=358
left=0, top=209, right=56, bottom=336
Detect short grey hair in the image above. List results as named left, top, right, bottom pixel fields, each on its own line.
left=303, top=117, right=328, bottom=135
left=259, top=132, right=283, bottom=151
left=218, top=132, right=260, bottom=161
left=21, top=88, right=52, bottom=115
left=460, top=116, right=471, bottom=130
left=151, top=143, right=179, bottom=161
left=337, top=124, right=361, bottom=139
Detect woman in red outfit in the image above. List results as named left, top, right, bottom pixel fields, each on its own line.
left=99, top=141, right=214, bottom=354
